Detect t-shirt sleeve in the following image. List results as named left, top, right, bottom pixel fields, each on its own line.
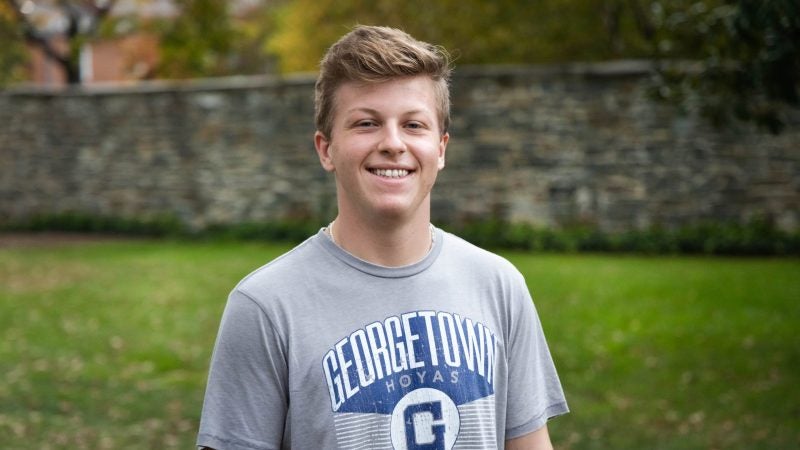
left=197, top=289, right=288, bottom=450
left=504, top=273, right=569, bottom=440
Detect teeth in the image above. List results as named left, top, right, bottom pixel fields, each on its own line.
left=372, top=169, right=409, bottom=178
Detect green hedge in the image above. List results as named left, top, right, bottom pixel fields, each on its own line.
left=2, top=213, right=798, bottom=256
left=202, top=220, right=326, bottom=243
left=0, top=212, right=186, bottom=237
left=444, top=219, right=800, bottom=256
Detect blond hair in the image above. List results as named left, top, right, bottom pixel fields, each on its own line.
left=315, top=25, right=452, bottom=138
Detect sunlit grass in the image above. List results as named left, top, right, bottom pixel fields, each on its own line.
left=0, top=239, right=797, bottom=449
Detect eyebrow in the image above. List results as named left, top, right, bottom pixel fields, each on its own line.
left=344, top=107, right=432, bottom=117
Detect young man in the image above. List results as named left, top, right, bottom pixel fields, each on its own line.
left=197, top=25, right=568, bottom=450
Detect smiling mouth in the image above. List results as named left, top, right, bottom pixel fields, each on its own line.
left=369, top=168, right=411, bottom=178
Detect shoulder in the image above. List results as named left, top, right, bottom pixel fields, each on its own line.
left=438, top=230, right=530, bottom=301
left=234, top=232, right=328, bottom=297
left=440, top=230, right=523, bottom=280
left=439, top=230, right=538, bottom=341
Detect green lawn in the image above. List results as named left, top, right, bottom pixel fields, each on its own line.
left=0, top=238, right=797, bottom=449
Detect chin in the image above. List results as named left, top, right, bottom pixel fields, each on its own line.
left=372, top=206, right=413, bottom=221
left=371, top=199, right=429, bottom=222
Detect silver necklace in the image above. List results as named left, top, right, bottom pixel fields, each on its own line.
left=327, top=221, right=435, bottom=250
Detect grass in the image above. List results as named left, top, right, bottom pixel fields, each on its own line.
left=0, top=237, right=798, bottom=449
left=504, top=253, right=800, bottom=449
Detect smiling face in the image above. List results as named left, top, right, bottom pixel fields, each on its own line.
left=315, top=76, right=449, bottom=225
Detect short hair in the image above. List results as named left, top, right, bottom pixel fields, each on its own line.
left=315, top=25, right=452, bottom=139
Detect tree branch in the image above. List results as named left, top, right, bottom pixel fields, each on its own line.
left=628, top=0, right=657, bottom=43
left=5, top=0, right=70, bottom=66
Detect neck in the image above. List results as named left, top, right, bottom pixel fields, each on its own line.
left=329, top=215, right=434, bottom=267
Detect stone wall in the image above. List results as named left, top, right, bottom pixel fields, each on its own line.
left=1, top=62, right=798, bottom=232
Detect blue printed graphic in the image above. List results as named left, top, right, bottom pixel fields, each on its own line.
left=404, top=402, right=445, bottom=449
left=321, top=310, right=497, bottom=414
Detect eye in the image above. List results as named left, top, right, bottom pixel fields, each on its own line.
left=356, top=119, right=378, bottom=128
left=405, top=121, right=425, bottom=130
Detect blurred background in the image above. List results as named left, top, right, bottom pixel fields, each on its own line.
left=0, top=1, right=798, bottom=449
left=0, top=0, right=748, bottom=81
left=1, top=0, right=798, bottom=245
left=2, top=0, right=798, bottom=127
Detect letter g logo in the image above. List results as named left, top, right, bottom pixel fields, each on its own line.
left=403, top=402, right=445, bottom=449
left=390, top=388, right=459, bottom=450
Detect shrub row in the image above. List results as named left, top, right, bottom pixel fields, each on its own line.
left=1, top=212, right=186, bottom=237
left=444, top=219, right=800, bottom=256
left=0, top=212, right=324, bottom=243
left=2, top=213, right=798, bottom=256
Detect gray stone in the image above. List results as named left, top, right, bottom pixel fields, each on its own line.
left=1, top=63, right=797, bottom=232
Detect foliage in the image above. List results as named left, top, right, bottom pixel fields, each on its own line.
left=266, top=0, right=799, bottom=132
left=0, top=212, right=326, bottom=243
left=2, top=0, right=116, bottom=84
left=266, top=0, right=656, bottom=73
left=222, top=2, right=282, bottom=76
left=142, top=0, right=282, bottom=78
left=651, top=0, right=800, bottom=133
left=0, top=1, right=27, bottom=86
left=446, top=218, right=800, bottom=256
left=0, top=212, right=186, bottom=237
left=0, top=240, right=798, bottom=448
left=4, top=0, right=796, bottom=134
left=0, top=0, right=277, bottom=84
left=202, top=220, right=326, bottom=243
left=153, top=0, right=240, bottom=78
left=3, top=212, right=798, bottom=256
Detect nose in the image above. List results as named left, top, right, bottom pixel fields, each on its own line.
left=378, top=123, right=406, bottom=155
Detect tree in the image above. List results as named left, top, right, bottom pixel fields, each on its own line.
left=154, top=0, right=238, bottom=78
left=4, top=0, right=115, bottom=84
left=651, top=0, right=800, bottom=133
left=0, top=1, right=27, bottom=85
left=266, top=0, right=798, bottom=132
left=266, top=0, right=656, bottom=73
left=0, top=0, right=277, bottom=85
left=150, top=0, right=284, bottom=79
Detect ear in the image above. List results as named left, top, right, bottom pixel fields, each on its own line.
left=315, top=131, right=335, bottom=172
left=437, top=132, right=449, bottom=170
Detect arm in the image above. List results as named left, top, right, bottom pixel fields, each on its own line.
left=505, top=424, right=553, bottom=450
left=197, top=290, right=288, bottom=449
left=503, top=270, right=567, bottom=449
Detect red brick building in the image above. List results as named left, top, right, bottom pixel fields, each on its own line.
left=20, top=0, right=261, bottom=86
left=26, top=33, right=160, bottom=85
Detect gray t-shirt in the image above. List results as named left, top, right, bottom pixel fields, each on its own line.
left=198, top=228, right=568, bottom=450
